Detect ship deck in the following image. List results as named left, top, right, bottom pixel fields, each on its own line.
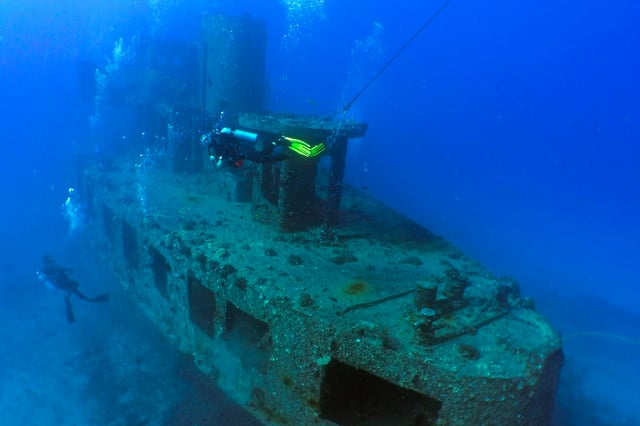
left=83, top=150, right=562, bottom=425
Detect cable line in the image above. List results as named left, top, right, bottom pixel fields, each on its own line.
left=338, top=0, right=453, bottom=116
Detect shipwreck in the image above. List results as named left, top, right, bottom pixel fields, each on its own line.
left=80, top=14, right=563, bottom=426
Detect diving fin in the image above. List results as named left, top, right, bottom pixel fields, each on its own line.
left=282, top=136, right=326, bottom=158
left=74, top=289, right=109, bottom=303
left=89, top=293, right=109, bottom=303
left=65, top=294, right=76, bottom=323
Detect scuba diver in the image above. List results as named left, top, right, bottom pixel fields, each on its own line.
left=200, top=111, right=326, bottom=169
left=36, top=255, right=109, bottom=323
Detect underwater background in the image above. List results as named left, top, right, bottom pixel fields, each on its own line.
left=1, top=0, right=638, bottom=425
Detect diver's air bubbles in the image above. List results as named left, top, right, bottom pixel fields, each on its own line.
left=135, top=148, right=166, bottom=221
left=91, top=37, right=133, bottom=151
left=62, top=187, right=85, bottom=236
left=280, top=0, right=327, bottom=50
left=337, top=21, right=387, bottom=117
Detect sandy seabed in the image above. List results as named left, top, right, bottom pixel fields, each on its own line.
left=0, top=256, right=261, bottom=426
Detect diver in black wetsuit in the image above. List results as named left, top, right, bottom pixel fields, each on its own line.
left=200, top=112, right=326, bottom=169
left=201, top=126, right=289, bottom=169
left=36, top=255, right=109, bottom=323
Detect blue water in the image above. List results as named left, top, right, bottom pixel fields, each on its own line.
left=1, top=0, right=639, bottom=424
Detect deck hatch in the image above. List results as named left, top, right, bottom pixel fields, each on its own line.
left=319, top=358, right=441, bottom=426
left=187, top=273, right=216, bottom=336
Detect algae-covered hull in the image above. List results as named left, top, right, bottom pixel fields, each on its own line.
left=82, top=150, right=562, bottom=425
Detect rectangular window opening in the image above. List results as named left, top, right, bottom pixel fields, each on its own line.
left=222, top=302, right=271, bottom=373
left=320, top=358, right=442, bottom=426
left=149, top=246, right=171, bottom=298
left=188, top=272, right=216, bottom=336
left=121, top=219, right=139, bottom=270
